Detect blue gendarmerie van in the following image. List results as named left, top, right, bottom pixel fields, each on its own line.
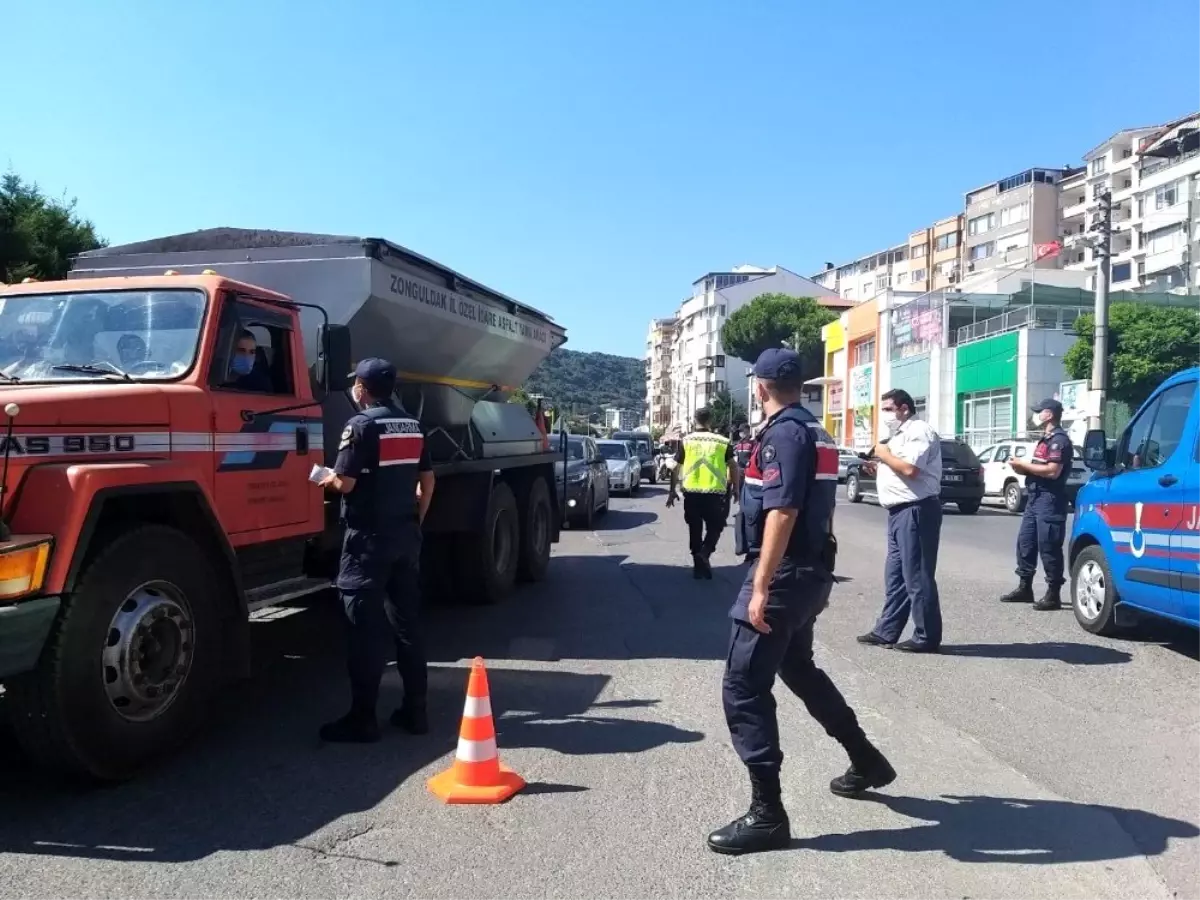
left=1070, top=367, right=1199, bottom=636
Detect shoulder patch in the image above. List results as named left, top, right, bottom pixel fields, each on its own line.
left=339, top=424, right=354, bottom=451
left=761, top=443, right=776, bottom=463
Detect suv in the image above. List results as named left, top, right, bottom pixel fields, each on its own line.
left=978, top=439, right=1089, bottom=513
left=844, top=439, right=985, bottom=514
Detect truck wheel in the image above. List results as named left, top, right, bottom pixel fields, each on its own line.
left=465, top=482, right=520, bottom=605
left=846, top=473, right=863, bottom=503
left=8, top=526, right=223, bottom=782
left=1072, top=545, right=1120, bottom=636
left=517, top=476, right=552, bottom=583
left=1004, top=481, right=1026, bottom=514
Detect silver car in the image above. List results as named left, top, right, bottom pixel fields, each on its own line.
left=837, top=446, right=860, bottom=483
left=597, top=439, right=641, bottom=495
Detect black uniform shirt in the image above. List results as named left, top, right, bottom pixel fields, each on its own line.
left=1027, top=427, right=1073, bottom=494
left=335, top=403, right=432, bottom=534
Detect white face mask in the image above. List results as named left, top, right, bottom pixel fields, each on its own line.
left=1031, top=412, right=1046, bottom=428
left=881, top=412, right=901, bottom=433
left=351, top=383, right=365, bottom=408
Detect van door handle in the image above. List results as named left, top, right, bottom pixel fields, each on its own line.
left=296, top=427, right=309, bottom=455
left=1159, top=474, right=1177, bottom=487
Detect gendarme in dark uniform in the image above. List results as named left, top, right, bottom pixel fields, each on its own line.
left=1000, top=398, right=1074, bottom=611
left=319, top=358, right=435, bottom=743
left=708, top=348, right=895, bottom=856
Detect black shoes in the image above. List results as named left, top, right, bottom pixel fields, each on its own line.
left=707, top=774, right=791, bottom=855
left=830, top=750, right=897, bottom=798
left=692, top=552, right=713, bottom=580
left=1033, top=586, right=1063, bottom=611
left=319, top=712, right=381, bottom=744
left=390, top=703, right=429, bottom=735
left=999, top=578, right=1035, bottom=604
left=856, top=632, right=894, bottom=648
left=894, top=639, right=938, bottom=654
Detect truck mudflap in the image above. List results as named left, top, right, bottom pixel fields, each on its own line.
left=0, top=595, right=60, bottom=679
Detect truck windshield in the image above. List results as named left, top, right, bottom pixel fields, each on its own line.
left=0, top=289, right=206, bottom=383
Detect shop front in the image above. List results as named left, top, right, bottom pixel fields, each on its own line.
left=955, top=331, right=1018, bottom=449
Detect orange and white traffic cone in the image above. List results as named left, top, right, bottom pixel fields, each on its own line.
left=428, top=657, right=526, bottom=804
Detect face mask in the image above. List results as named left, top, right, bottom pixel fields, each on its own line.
left=231, top=354, right=254, bottom=376
left=1031, top=412, right=1047, bottom=428
left=351, top=383, right=365, bottom=407
left=881, top=412, right=901, bottom=433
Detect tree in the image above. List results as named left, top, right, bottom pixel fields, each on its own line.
left=0, top=173, right=104, bottom=283
left=1063, top=303, right=1200, bottom=409
left=708, top=389, right=746, bottom=435
left=720, top=293, right=837, bottom=382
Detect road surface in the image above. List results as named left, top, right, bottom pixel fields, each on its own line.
left=1, top=486, right=1197, bottom=899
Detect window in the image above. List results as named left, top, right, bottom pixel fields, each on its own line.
left=1155, top=182, right=1179, bottom=209
left=910, top=267, right=927, bottom=282
left=910, top=244, right=927, bottom=258
left=913, top=397, right=927, bottom=419
left=1111, top=261, right=1132, bottom=283
left=994, top=445, right=1010, bottom=463
left=1141, top=223, right=1185, bottom=254
left=968, top=242, right=994, bottom=262
left=1120, top=381, right=1197, bottom=469
left=718, top=304, right=726, bottom=316
left=1013, top=445, right=1029, bottom=458
left=977, top=446, right=995, bottom=463
left=999, top=202, right=1029, bottom=227
left=968, top=213, right=994, bottom=236
left=876, top=275, right=890, bottom=291
left=896, top=271, right=908, bottom=284
left=1090, top=157, right=1107, bottom=175
left=854, top=339, right=875, bottom=367
left=210, top=298, right=294, bottom=395
left=961, top=389, right=1012, bottom=450
left=715, top=354, right=726, bottom=367
left=935, top=233, right=959, bottom=252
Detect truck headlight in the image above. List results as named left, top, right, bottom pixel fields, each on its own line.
left=0, top=538, right=52, bottom=601
left=569, top=471, right=587, bottom=484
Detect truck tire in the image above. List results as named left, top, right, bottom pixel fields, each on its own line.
left=7, top=526, right=223, bottom=782
left=517, top=476, right=552, bottom=583
left=463, top=482, right=520, bottom=605
left=1072, top=545, right=1120, bottom=636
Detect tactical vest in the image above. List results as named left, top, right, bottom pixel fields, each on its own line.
left=681, top=431, right=730, bottom=494
left=342, top=403, right=424, bottom=533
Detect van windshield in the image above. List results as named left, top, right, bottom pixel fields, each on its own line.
left=0, top=289, right=206, bottom=383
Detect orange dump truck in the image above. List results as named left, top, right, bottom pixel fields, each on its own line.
left=0, top=228, right=566, bottom=780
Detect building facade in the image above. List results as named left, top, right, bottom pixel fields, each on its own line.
left=644, top=317, right=677, bottom=428
left=605, top=408, right=641, bottom=432
left=961, top=168, right=1073, bottom=283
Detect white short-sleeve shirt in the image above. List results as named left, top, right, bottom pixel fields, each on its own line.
left=876, top=417, right=942, bottom=508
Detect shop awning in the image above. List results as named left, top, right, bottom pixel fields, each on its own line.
left=803, top=376, right=843, bottom=387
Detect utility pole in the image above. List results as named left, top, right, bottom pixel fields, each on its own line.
left=1088, top=187, right=1113, bottom=430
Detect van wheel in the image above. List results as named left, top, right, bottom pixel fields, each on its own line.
left=957, top=499, right=981, bottom=515
left=1072, top=545, right=1120, bottom=636
left=1004, top=481, right=1026, bottom=514
left=465, top=482, right=520, bottom=604
left=517, top=476, right=552, bottom=583
left=8, top=526, right=223, bottom=782
left=846, top=473, right=863, bottom=503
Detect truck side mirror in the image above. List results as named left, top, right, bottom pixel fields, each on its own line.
left=318, top=324, right=353, bottom=392
left=1083, top=428, right=1108, bottom=470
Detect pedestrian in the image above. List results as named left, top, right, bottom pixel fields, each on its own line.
left=318, top=358, right=436, bottom=742
left=709, top=348, right=895, bottom=856
left=667, top=407, right=740, bottom=579
left=733, top=425, right=755, bottom=470
left=998, top=399, right=1074, bottom=611
left=856, top=388, right=944, bottom=653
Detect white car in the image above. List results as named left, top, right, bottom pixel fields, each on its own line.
left=977, top=439, right=1089, bottom=513
left=596, top=439, right=641, bottom=495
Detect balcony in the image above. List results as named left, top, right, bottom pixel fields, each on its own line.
left=1143, top=245, right=1188, bottom=278
left=952, top=304, right=1091, bottom=346
left=1061, top=195, right=1089, bottom=220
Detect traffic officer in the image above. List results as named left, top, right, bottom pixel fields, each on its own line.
left=667, top=407, right=739, bottom=579
left=998, top=399, right=1074, bottom=611
left=708, top=348, right=895, bottom=856
left=319, top=358, right=436, bottom=742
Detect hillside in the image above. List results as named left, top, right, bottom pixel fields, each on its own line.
left=523, top=348, right=644, bottom=418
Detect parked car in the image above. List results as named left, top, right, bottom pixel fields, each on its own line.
left=844, top=439, right=986, bottom=514
left=597, top=439, right=641, bottom=495
left=555, top=434, right=610, bottom=527
left=837, top=446, right=860, bottom=483
left=612, top=430, right=656, bottom=483
left=977, top=439, right=1090, bottom=513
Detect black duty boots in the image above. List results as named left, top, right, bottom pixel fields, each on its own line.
left=830, top=746, right=897, bottom=798
left=319, top=711, right=381, bottom=744
left=707, top=770, right=791, bottom=855
left=692, top=552, right=713, bottom=580
left=999, top=577, right=1034, bottom=604
left=391, top=702, right=429, bottom=735
left=1033, top=585, right=1063, bottom=611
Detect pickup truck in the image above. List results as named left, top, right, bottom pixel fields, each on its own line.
left=1069, top=366, right=1199, bottom=635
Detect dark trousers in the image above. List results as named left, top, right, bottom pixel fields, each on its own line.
left=1016, top=490, right=1068, bottom=587
left=341, top=554, right=427, bottom=717
left=875, top=495, right=943, bottom=647
left=723, top=567, right=871, bottom=777
left=684, top=491, right=727, bottom=557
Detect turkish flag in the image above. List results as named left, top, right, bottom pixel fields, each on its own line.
left=1035, top=240, right=1062, bottom=261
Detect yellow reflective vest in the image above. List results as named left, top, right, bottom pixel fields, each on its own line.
left=681, top=431, right=730, bottom=494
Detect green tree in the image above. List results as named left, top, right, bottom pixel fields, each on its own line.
left=509, top=386, right=531, bottom=406
left=720, top=293, right=836, bottom=382
left=1063, top=303, right=1200, bottom=409
left=0, top=173, right=104, bottom=283
left=708, top=389, right=746, bottom=434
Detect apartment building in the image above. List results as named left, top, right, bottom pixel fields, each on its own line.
left=605, top=408, right=640, bottom=432
left=961, top=167, right=1073, bottom=283
left=644, top=317, right=677, bottom=428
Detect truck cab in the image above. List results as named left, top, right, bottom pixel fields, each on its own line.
left=1069, top=367, right=1199, bottom=636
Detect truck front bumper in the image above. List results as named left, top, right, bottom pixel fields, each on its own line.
left=0, top=595, right=60, bottom=679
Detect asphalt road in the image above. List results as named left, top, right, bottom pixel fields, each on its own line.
left=1, top=485, right=1197, bottom=899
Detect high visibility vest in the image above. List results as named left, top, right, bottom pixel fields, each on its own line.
left=681, top=431, right=730, bottom=494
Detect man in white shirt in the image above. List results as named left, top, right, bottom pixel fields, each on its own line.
left=856, top=388, right=944, bottom=653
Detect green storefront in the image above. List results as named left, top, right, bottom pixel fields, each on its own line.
left=954, top=332, right=1018, bottom=447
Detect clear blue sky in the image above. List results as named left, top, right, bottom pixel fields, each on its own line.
left=7, top=0, right=1198, bottom=357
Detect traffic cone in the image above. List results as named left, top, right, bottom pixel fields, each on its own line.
left=428, top=657, right=526, bottom=804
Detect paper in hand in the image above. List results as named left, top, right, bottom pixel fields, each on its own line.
left=309, top=464, right=334, bottom=484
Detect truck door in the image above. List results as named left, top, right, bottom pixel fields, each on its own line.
left=208, top=295, right=320, bottom=535
left=1174, top=435, right=1200, bottom=626
left=1106, top=379, right=1196, bottom=618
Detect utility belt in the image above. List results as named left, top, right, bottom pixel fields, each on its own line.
left=734, top=505, right=837, bottom=575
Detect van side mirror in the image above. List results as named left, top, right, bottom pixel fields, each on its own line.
left=1083, top=429, right=1109, bottom=470
left=317, top=324, right=352, bottom=392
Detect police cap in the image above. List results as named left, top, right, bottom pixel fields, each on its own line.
left=1032, top=398, right=1063, bottom=416
left=753, top=347, right=802, bottom=382
left=351, top=357, right=397, bottom=397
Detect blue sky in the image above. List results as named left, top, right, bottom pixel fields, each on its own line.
left=6, top=0, right=1198, bottom=358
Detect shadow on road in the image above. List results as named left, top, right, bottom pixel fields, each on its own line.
left=0, top=596, right=702, bottom=865
left=594, top=509, right=659, bottom=531
left=940, top=641, right=1133, bottom=665
left=792, top=793, right=1198, bottom=866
